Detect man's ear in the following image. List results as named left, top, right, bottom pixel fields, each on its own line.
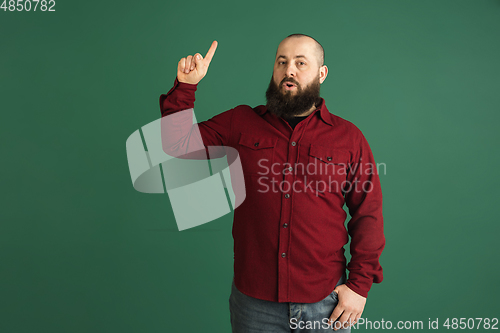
left=319, top=65, right=328, bottom=84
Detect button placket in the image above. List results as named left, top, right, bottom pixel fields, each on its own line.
left=277, top=135, right=302, bottom=302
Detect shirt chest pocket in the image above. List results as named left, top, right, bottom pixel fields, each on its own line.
left=307, top=145, right=350, bottom=193
left=238, top=134, right=277, bottom=176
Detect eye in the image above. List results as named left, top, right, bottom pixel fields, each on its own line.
left=298, top=61, right=306, bottom=66
left=278, top=61, right=286, bottom=65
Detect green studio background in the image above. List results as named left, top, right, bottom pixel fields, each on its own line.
left=1, top=0, right=499, bottom=332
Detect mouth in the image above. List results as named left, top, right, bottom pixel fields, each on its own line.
left=282, top=82, right=297, bottom=90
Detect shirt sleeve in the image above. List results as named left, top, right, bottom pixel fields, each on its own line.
left=159, top=78, right=233, bottom=157
left=343, top=131, right=385, bottom=298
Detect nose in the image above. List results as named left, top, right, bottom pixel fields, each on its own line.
left=285, top=63, right=296, bottom=77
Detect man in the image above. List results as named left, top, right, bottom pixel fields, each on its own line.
left=159, top=34, right=385, bottom=332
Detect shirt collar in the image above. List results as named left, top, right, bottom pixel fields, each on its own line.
left=256, top=98, right=333, bottom=126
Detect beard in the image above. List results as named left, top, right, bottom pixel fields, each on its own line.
left=265, top=75, right=322, bottom=119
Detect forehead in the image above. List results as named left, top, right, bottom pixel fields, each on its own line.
left=275, top=37, right=317, bottom=60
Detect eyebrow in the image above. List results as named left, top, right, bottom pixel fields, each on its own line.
left=277, top=55, right=307, bottom=60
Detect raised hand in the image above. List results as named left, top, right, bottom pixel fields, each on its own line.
left=177, top=41, right=218, bottom=85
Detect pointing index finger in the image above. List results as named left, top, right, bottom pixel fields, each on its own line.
left=203, top=40, right=218, bottom=64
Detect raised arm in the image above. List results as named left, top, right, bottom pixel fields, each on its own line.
left=159, top=41, right=233, bottom=158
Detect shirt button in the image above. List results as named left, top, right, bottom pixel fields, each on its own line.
left=283, top=223, right=288, bottom=228
left=291, top=141, right=296, bottom=146
left=281, top=253, right=286, bottom=258
left=254, top=142, right=259, bottom=147
left=284, top=193, right=290, bottom=198
left=288, top=167, right=293, bottom=172
left=327, top=156, right=332, bottom=161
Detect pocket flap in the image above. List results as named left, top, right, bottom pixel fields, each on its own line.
left=309, top=145, right=349, bottom=164
left=239, top=134, right=277, bottom=150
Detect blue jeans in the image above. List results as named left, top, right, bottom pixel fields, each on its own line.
left=229, top=272, right=351, bottom=333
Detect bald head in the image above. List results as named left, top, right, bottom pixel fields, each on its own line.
left=278, top=34, right=325, bottom=67
left=271, top=33, right=328, bottom=103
